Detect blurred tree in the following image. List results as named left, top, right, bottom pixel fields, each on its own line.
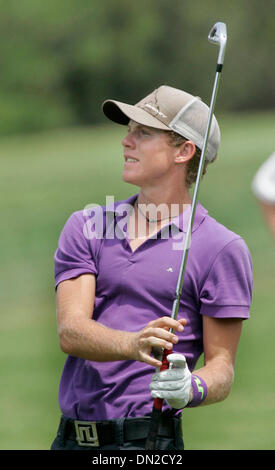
left=0, top=0, right=273, bottom=134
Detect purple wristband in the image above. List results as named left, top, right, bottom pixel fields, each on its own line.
left=186, top=375, right=208, bottom=407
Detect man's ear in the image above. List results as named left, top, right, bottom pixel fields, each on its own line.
left=174, top=140, right=196, bottom=164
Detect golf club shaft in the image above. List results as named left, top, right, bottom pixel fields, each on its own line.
left=145, top=24, right=227, bottom=450
left=149, top=72, right=220, bottom=426
left=171, top=69, right=221, bottom=325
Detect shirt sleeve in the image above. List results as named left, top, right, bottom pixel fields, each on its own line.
left=54, top=211, right=98, bottom=289
left=200, top=238, right=253, bottom=319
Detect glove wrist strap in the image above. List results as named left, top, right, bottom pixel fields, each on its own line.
left=186, top=374, right=208, bottom=407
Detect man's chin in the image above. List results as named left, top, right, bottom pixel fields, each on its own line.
left=122, top=173, right=141, bottom=186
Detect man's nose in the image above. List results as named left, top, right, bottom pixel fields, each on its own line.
left=122, top=132, right=135, bottom=148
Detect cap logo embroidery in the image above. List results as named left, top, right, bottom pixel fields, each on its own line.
left=142, top=103, right=167, bottom=119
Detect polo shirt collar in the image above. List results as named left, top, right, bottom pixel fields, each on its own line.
left=172, top=201, right=208, bottom=233
left=105, top=193, right=208, bottom=233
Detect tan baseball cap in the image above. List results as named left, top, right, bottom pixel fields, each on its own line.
left=102, top=85, right=220, bottom=162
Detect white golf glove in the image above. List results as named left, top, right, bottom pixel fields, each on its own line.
left=149, top=353, right=192, bottom=409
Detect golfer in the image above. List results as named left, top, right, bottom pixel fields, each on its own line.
left=51, top=86, right=253, bottom=450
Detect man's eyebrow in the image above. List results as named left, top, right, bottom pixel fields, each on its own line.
left=128, top=122, right=139, bottom=129
left=128, top=123, right=149, bottom=131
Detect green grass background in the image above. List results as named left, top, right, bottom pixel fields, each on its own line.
left=0, top=112, right=274, bottom=450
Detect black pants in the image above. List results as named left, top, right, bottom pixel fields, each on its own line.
left=51, top=415, right=184, bottom=451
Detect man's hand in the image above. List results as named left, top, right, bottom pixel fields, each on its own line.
left=129, top=317, right=187, bottom=367
left=149, top=353, right=192, bottom=409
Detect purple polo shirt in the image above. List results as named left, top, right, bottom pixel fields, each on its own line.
left=54, top=194, right=253, bottom=420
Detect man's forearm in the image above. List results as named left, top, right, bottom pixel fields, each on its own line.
left=58, top=316, right=135, bottom=362
left=191, top=357, right=235, bottom=405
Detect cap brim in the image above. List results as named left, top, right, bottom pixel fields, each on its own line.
left=102, top=100, right=170, bottom=130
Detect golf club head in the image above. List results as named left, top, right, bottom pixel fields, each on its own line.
left=208, top=22, right=227, bottom=65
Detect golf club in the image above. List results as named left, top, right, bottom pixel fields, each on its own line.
left=145, top=21, right=228, bottom=451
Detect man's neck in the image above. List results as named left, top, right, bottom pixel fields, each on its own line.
left=137, top=186, right=192, bottom=208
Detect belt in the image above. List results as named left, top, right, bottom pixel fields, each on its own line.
left=59, top=415, right=177, bottom=447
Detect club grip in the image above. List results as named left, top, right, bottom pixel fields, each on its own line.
left=153, top=348, right=171, bottom=411
left=145, top=348, right=172, bottom=449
